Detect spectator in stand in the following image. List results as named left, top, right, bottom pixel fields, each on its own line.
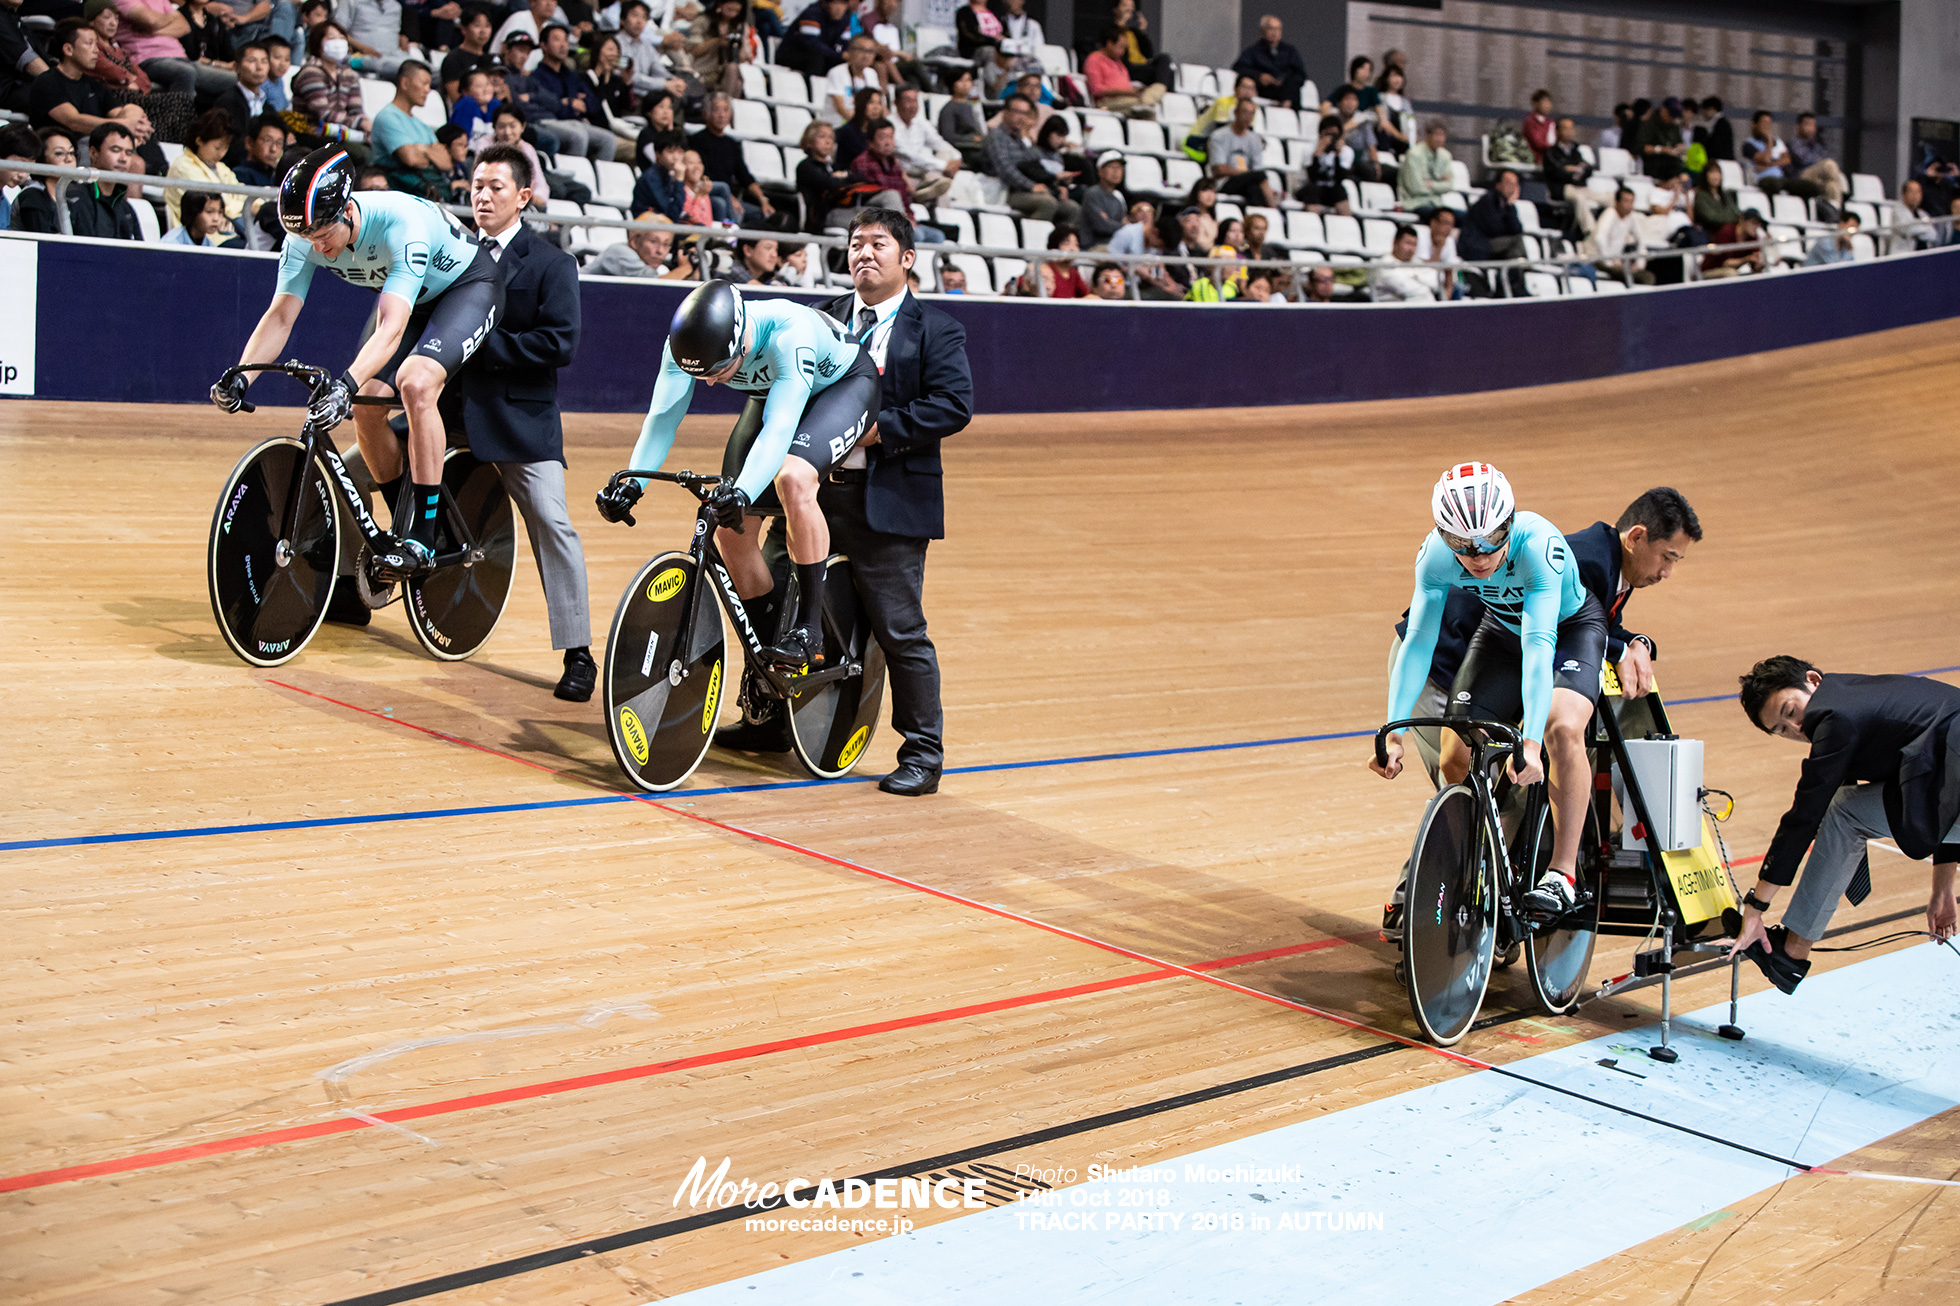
left=1162, top=203, right=1214, bottom=295
left=823, top=34, right=886, bottom=126
left=1701, top=208, right=1766, bottom=278
left=1694, top=96, right=1733, bottom=161
left=735, top=234, right=783, bottom=284
left=491, top=102, right=548, bottom=201
left=1372, top=224, right=1435, bottom=302
left=1414, top=205, right=1455, bottom=259
left=262, top=33, right=291, bottom=109
left=1091, top=262, right=1126, bottom=299
left=986, top=68, right=1057, bottom=131
left=796, top=118, right=852, bottom=230
left=70, top=120, right=143, bottom=236
left=340, top=0, right=409, bottom=79
left=1083, top=24, right=1162, bottom=118
left=585, top=35, right=640, bottom=151
left=1107, top=198, right=1177, bottom=300
left=1542, top=114, right=1603, bottom=234
left=292, top=20, right=370, bottom=144
left=1895, top=179, right=1939, bottom=249
left=1804, top=209, right=1859, bottom=265
left=233, top=110, right=286, bottom=190
left=435, top=121, right=468, bottom=196
left=1241, top=210, right=1276, bottom=261
left=1158, top=173, right=1214, bottom=243
left=1677, top=96, right=1698, bottom=148
left=1739, top=110, right=1821, bottom=209
left=0, top=125, right=38, bottom=229
left=686, top=0, right=751, bottom=97
left=835, top=84, right=883, bottom=171
left=528, top=22, right=614, bottom=159
left=1636, top=97, right=1687, bottom=181
left=0, top=0, right=50, bottom=119
left=1079, top=150, right=1126, bottom=247
left=678, top=146, right=716, bottom=222
left=163, top=108, right=242, bottom=227
left=104, top=0, right=234, bottom=106
left=1215, top=214, right=1244, bottom=252
left=778, top=0, right=848, bottom=78
left=450, top=65, right=498, bottom=147
left=1108, top=0, right=1172, bottom=100
left=1319, top=55, right=1375, bottom=114
left=890, top=85, right=959, bottom=204
left=1787, top=111, right=1847, bottom=210
left=207, top=0, right=298, bottom=50
left=690, top=90, right=774, bottom=224
left=1522, top=89, right=1554, bottom=163
left=1031, top=113, right=1083, bottom=190
left=613, top=1, right=687, bottom=102
left=493, top=0, right=558, bottom=59
left=1913, top=146, right=1960, bottom=215
left=1396, top=119, right=1452, bottom=216
left=10, top=129, right=74, bottom=232
left=439, top=6, right=494, bottom=102
left=1326, top=83, right=1388, bottom=184
left=163, top=187, right=240, bottom=244
left=353, top=163, right=390, bottom=188
left=215, top=40, right=274, bottom=142
left=850, top=120, right=945, bottom=241
left=937, top=67, right=985, bottom=168
left=1232, top=14, right=1306, bottom=109
left=985, top=92, right=1078, bottom=225
left=1944, top=195, right=1960, bottom=248
left=28, top=21, right=150, bottom=144
left=1017, top=225, right=1088, bottom=297
left=1301, top=263, right=1337, bottom=302
left=1297, top=112, right=1353, bottom=214
left=778, top=239, right=821, bottom=286
left=371, top=59, right=449, bottom=193
left=1208, top=95, right=1279, bottom=209
left=1590, top=186, right=1651, bottom=284
left=952, top=0, right=1004, bottom=92
left=1179, top=71, right=1250, bottom=161
left=83, top=2, right=187, bottom=150
left=629, top=127, right=685, bottom=217
left=592, top=212, right=695, bottom=276
left=1597, top=102, right=1633, bottom=151
left=1458, top=166, right=1526, bottom=294
left=937, top=263, right=966, bottom=293
left=1374, top=64, right=1412, bottom=153
left=630, top=86, right=677, bottom=164
left=1692, top=162, right=1740, bottom=239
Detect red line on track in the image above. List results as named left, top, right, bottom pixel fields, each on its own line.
left=0, top=937, right=1354, bottom=1194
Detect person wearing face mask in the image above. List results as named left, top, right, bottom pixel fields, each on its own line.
left=291, top=19, right=370, bottom=145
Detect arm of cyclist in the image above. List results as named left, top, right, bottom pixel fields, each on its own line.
left=1374, top=544, right=1450, bottom=779
left=343, top=292, right=416, bottom=392
left=1509, top=574, right=1563, bottom=785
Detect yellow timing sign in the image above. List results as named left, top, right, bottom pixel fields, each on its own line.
left=1658, top=814, right=1738, bottom=923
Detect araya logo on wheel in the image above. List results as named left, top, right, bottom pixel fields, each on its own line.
left=701, top=659, right=722, bottom=734
left=648, top=567, right=687, bottom=602
left=837, top=725, right=870, bottom=769
left=619, top=706, right=650, bottom=764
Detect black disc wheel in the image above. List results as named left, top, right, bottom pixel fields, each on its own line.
left=208, top=436, right=340, bottom=667
left=782, top=556, right=887, bottom=780
left=404, top=449, right=515, bottom=661
left=1522, top=796, right=1602, bottom=1015
left=604, top=551, right=727, bottom=792
left=1403, top=784, right=1498, bottom=1046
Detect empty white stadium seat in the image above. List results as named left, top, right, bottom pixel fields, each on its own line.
left=922, top=92, right=949, bottom=120
left=1358, top=181, right=1395, bottom=212
left=1449, top=160, right=1471, bottom=192
left=1578, top=143, right=1596, bottom=166
left=594, top=159, right=635, bottom=208
left=994, top=255, right=1026, bottom=289
left=1125, top=120, right=1166, bottom=152
left=158, top=140, right=184, bottom=166
left=1082, top=112, right=1124, bottom=152
left=1122, top=154, right=1164, bottom=192
left=1566, top=275, right=1598, bottom=295
left=1850, top=172, right=1885, bottom=202
left=766, top=66, right=812, bottom=104
left=1735, top=186, right=1768, bottom=215
left=1037, top=43, right=1071, bottom=75
left=1176, top=63, right=1211, bottom=94
left=1285, top=210, right=1323, bottom=247
left=1322, top=213, right=1363, bottom=253
left=1593, top=277, right=1628, bottom=294
left=976, top=210, right=1019, bottom=248
left=782, top=145, right=805, bottom=174
left=743, top=140, right=785, bottom=183
left=1585, top=174, right=1617, bottom=197
left=1715, top=159, right=1743, bottom=190
left=731, top=98, right=774, bottom=137
left=775, top=104, right=812, bottom=145
left=739, top=64, right=768, bottom=99
left=1264, top=107, right=1300, bottom=139
left=132, top=199, right=160, bottom=241
left=1164, top=157, right=1202, bottom=191
left=1851, top=232, right=1876, bottom=260
left=1298, top=80, right=1317, bottom=111
left=1846, top=200, right=1879, bottom=229
left=934, top=207, right=976, bottom=243
left=1514, top=199, right=1544, bottom=232
left=1359, top=217, right=1396, bottom=255
left=1597, top=147, right=1633, bottom=177
left=581, top=205, right=626, bottom=250
left=915, top=24, right=955, bottom=56
left=1523, top=271, right=1560, bottom=297
left=555, top=154, right=598, bottom=195
left=1770, top=193, right=1810, bottom=224
left=1215, top=199, right=1243, bottom=223
left=1020, top=217, right=1053, bottom=249
left=358, top=78, right=392, bottom=120
left=1160, top=93, right=1197, bottom=127
left=913, top=255, right=937, bottom=290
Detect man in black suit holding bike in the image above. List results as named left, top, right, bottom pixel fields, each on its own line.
left=722, top=206, right=973, bottom=795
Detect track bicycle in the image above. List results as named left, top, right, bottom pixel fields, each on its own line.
left=1375, top=716, right=1603, bottom=1046
left=206, top=361, right=516, bottom=668
left=599, top=468, right=887, bottom=792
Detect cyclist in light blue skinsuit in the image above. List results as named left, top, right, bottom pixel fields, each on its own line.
left=1372, top=462, right=1609, bottom=919
left=213, top=146, right=503, bottom=581
left=596, top=281, right=881, bottom=670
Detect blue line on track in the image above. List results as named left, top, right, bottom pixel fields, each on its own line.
left=8, top=667, right=1956, bottom=855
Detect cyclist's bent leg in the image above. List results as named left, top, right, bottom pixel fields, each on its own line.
left=768, top=351, right=879, bottom=663
left=715, top=511, right=775, bottom=598
left=1542, top=594, right=1608, bottom=878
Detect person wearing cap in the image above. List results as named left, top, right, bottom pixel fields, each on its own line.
left=495, top=0, right=563, bottom=64
left=1635, top=97, right=1687, bottom=181
left=1079, top=149, right=1127, bottom=247
left=497, top=30, right=563, bottom=155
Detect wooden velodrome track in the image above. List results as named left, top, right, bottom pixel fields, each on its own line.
left=3, top=316, right=1958, bottom=1305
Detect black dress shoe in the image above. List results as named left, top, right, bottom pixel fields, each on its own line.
left=879, top=762, right=940, bottom=796
left=324, top=582, right=372, bottom=627
left=715, top=711, right=792, bottom=753
left=1742, top=925, right=1811, bottom=995
left=554, top=647, right=596, bottom=702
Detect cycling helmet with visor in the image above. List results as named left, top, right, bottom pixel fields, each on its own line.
left=667, top=279, right=748, bottom=377
left=278, top=146, right=356, bottom=237
left=1431, top=461, right=1516, bottom=556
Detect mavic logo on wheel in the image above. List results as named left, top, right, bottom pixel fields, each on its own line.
left=647, top=567, right=686, bottom=602
left=837, top=725, right=870, bottom=769
left=701, top=660, right=722, bottom=734
left=619, top=706, right=650, bottom=764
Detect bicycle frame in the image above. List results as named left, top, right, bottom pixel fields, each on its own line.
left=607, top=468, right=863, bottom=699
left=1379, top=716, right=1537, bottom=940
left=221, top=360, right=491, bottom=573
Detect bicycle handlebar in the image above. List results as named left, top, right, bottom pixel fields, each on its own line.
left=604, top=468, right=725, bottom=501
left=1376, top=717, right=1527, bottom=772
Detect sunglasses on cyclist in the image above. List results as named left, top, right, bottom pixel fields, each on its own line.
left=1437, top=514, right=1514, bottom=557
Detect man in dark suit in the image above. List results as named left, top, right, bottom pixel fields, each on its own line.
left=725, top=205, right=973, bottom=795
left=448, top=142, right=596, bottom=699
left=1733, top=659, right=1960, bottom=992
left=1231, top=14, right=1308, bottom=109
left=1458, top=168, right=1527, bottom=295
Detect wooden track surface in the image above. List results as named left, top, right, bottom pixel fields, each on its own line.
left=2, top=318, right=1958, bottom=1305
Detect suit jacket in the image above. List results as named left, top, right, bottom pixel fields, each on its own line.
left=1457, top=190, right=1522, bottom=261
left=1762, top=673, right=1960, bottom=884
left=446, top=224, right=581, bottom=465
left=822, top=290, right=973, bottom=540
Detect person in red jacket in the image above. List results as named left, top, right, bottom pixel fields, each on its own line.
left=1522, top=88, right=1555, bottom=163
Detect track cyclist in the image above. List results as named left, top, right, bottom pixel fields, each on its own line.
left=596, top=279, right=881, bottom=669
left=1371, top=462, right=1609, bottom=919
left=210, top=145, right=504, bottom=582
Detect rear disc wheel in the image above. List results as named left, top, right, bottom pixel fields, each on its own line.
left=1524, top=797, right=1602, bottom=1015
left=783, top=555, right=887, bottom=780
left=404, top=449, right=515, bottom=661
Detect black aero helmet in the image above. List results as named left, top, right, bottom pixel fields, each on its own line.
left=668, top=278, right=748, bottom=376
left=279, top=145, right=355, bottom=237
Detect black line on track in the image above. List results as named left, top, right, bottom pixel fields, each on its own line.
left=324, top=910, right=1930, bottom=1304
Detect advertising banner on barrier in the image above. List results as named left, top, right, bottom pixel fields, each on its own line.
left=0, top=238, right=36, bottom=394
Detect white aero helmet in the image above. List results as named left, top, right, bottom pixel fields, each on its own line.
left=1431, top=461, right=1516, bottom=555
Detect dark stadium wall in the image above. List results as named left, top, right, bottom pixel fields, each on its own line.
left=17, top=238, right=1960, bottom=413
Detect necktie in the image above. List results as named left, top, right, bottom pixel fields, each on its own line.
left=482, top=233, right=502, bottom=263
left=850, top=306, right=877, bottom=343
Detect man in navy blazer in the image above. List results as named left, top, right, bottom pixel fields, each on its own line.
left=447, top=143, right=597, bottom=700
left=729, top=206, right=973, bottom=794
